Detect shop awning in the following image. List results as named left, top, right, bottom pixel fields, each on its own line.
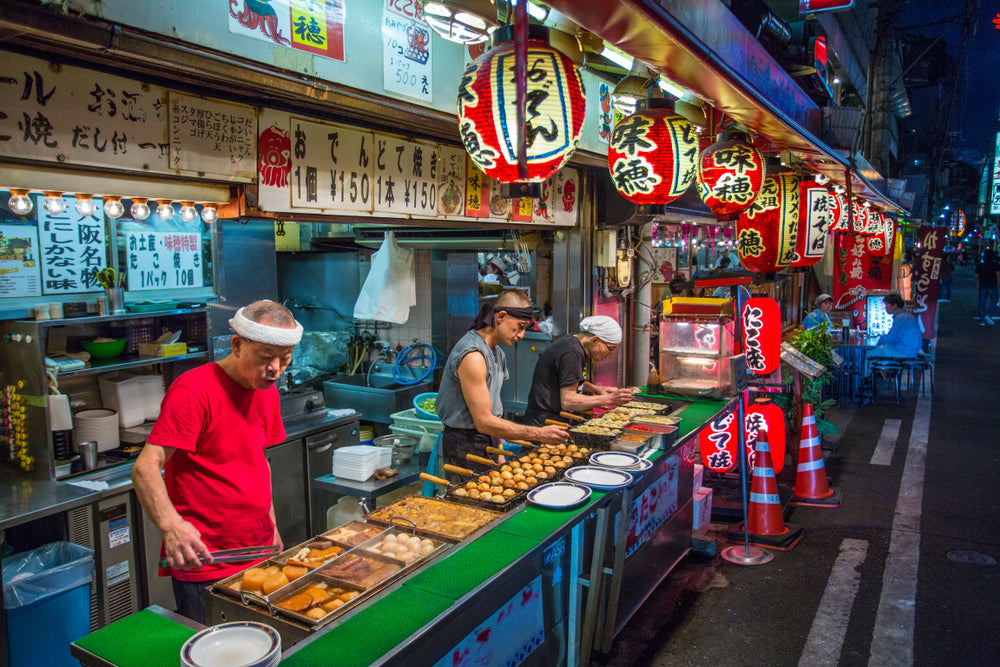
left=543, top=0, right=906, bottom=213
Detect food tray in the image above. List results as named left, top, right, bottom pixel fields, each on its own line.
left=365, top=495, right=503, bottom=541
left=622, top=398, right=674, bottom=414
left=322, top=521, right=386, bottom=548
left=319, top=550, right=405, bottom=589
left=568, top=426, right=620, bottom=450
left=260, top=570, right=368, bottom=626
left=355, top=527, right=452, bottom=566
left=212, top=536, right=347, bottom=602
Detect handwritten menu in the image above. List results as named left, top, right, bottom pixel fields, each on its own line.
left=437, top=146, right=467, bottom=216
left=0, top=224, right=42, bottom=297
left=169, top=92, right=256, bottom=180
left=0, top=51, right=169, bottom=174
left=126, top=231, right=203, bottom=291
left=38, top=196, right=106, bottom=295
left=289, top=118, right=374, bottom=212
left=373, top=133, right=439, bottom=216
left=382, top=0, right=433, bottom=103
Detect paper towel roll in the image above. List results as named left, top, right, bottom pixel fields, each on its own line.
left=48, top=394, right=73, bottom=432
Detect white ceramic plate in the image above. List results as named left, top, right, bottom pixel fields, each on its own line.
left=564, top=466, right=633, bottom=490
left=527, top=482, right=592, bottom=509
left=589, top=451, right=641, bottom=469
left=182, top=621, right=280, bottom=667
left=621, top=458, right=654, bottom=473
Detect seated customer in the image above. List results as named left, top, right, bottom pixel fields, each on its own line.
left=864, top=293, right=923, bottom=376
left=802, top=294, right=834, bottom=331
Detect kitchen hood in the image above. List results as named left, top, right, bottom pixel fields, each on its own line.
left=351, top=227, right=510, bottom=249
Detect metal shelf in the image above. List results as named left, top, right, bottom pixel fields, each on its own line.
left=20, top=306, right=209, bottom=327
left=55, top=351, right=208, bottom=378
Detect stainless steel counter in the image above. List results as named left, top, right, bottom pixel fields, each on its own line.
left=0, top=469, right=102, bottom=531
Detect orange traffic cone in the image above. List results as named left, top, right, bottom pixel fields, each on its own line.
left=726, top=431, right=802, bottom=551
left=790, top=404, right=841, bottom=506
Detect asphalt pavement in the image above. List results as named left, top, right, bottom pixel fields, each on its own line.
left=595, top=263, right=1000, bottom=666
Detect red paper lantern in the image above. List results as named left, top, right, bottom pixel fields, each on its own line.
left=696, top=131, right=765, bottom=221
left=850, top=200, right=870, bottom=235
left=736, top=173, right=800, bottom=273
left=828, top=190, right=850, bottom=232
left=457, top=26, right=586, bottom=188
left=867, top=210, right=889, bottom=256
left=607, top=99, right=698, bottom=205
left=882, top=212, right=896, bottom=255
left=699, top=411, right=739, bottom=473
left=745, top=398, right=786, bottom=474
left=790, top=180, right=832, bottom=268
left=742, top=296, right=781, bottom=375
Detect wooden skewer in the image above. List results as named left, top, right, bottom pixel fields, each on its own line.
left=419, top=472, right=450, bottom=486
left=443, top=464, right=474, bottom=477
left=559, top=411, right=586, bottom=422
left=506, top=439, right=532, bottom=447
left=545, top=419, right=569, bottom=427
left=485, top=446, right=513, bottom=457
left=465, top=453, right=495, bottom=466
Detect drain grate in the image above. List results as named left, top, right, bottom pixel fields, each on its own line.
left=946, top=550, right=997, bottom=566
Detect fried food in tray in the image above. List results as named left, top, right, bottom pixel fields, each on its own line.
left=323, top=521, right=386, bottom=547
left=366, top=495, right=502, bottom=540
left=274, top=538, right=343, bottom=570
left=320, top=552, right=402, bottom=589
left=217, top=562, right=293, bottom=597
left=269, top=572, right=367, bottom=625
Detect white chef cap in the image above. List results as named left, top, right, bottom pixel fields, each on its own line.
left=579, top=315, right=622, bottom=345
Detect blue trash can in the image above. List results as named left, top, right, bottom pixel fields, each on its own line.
left=3, top=541, right=94, bottom=667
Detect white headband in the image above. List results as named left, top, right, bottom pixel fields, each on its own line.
left=230, top=307, right=303, bottom=346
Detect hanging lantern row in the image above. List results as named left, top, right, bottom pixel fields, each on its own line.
left=6, top=190, right=219, bottom=223
left=742, top=296, right=781, bottom=376
left=736, top=173, right=800, bottom=273
left=456, top=25, right=586, bottom=196
left=789, top=179, right=831, bottom=268
left=696, top=130, right=766, bottom=222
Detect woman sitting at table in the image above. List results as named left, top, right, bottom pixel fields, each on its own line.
left=802, top=294, right=834, bottom=331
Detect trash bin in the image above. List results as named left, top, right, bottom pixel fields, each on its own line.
left=3, top=541, right=94, bottom=667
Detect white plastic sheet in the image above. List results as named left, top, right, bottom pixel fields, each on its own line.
left=353, top=232, right=415, bottom=323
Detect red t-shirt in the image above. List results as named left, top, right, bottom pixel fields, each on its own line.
left=147, top=362, right=286, bottom=581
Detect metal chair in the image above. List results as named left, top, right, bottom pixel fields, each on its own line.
left=868, top=358, right=902, bottom=404
left=901, top=351, right=934, bottom=396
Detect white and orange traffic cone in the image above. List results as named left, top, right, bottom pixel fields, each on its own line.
left=726, top=431, right=802, bottom=551
left=790, top=404, right=841, bottom=507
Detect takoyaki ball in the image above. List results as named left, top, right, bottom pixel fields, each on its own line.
left=525, top=476, right=538, bottom=485
left=468, top=489, right=481, bottom=499
left=538, top=453, right=550, bottom=460
left=513, top=473, right=526, bottom=482
left=502, top=488, right=516, bottom=498
left=544, top=465, right=557, bottom=475
left=553, top=460, right=567, bottom=468
left=478, top=482, right=491, bottom=492
left=516, top=481, right=529, bottom=490
left=532, top=463, right=544, bottom=472
left=480, top=492, right=492, bottom=502
left=488, top=470, right=501, bottom=478
left=491, top=495, right=505, bottom=504
left=500, top=470, right=514, bottom=480
left=562, top=456, right=574, bottom=463
left=503, top=478, right=517, bottom=488
left=454, top=488, right=468, bottom=496
left=478, top=475, right=491, bottom=484
left=536, top=471, right=549, bottom=480
left=490, top=485, right=504, bottom=495
left=518, top=456, right=532, bottom=464
left=465, top=481, right=477, bottom=489
left=568, top=444, right=579, bottom=452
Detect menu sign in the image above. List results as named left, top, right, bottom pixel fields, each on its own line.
left=38, top=196, right=106, bottom=295
left=373, top=133, right=439, bottom=216
left=168, top=92, right=256, bottom=180
left=126, top=231, right=203, bottom=291
left=912, top=226, right=944, bottom=340
left=0, top=224, right=42, bottom=298
left=289, top=118, right=374, bottom=213
left=625, top=456, right=680, bottom=557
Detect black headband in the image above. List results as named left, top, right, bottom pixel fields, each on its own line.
left=470, top=303, right=536, bottom=330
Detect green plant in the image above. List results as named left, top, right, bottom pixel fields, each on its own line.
left=788, top=323, right=839, bottom=435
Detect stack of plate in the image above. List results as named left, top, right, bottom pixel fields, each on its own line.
left=98, top=374, right=145, bottom=428
left=137, top=374, right=165, bottom=421
left=333, top=445, right=390, bottom=481
left=181, top=621, right=280, bottom=667
left=72, top=408, right=119, bottom=452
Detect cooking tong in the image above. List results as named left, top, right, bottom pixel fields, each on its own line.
left=159, top=544, right=279, bottom=567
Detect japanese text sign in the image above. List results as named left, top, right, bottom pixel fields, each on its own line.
left=912, top=226, right=944, bottom=340
left=228, top=0, right=345, bottom=62
left=699, top=412, right=739, bottom=473
left=168, top=92, right=256, bottom=180
left=38, top=196, right=106, bottom=295
left=126, top=231, right=203, bottom=291
left=0, top=224, right=42, bottom=298
left=382, top=0, right=434, bottom=103
left=742, top=297, right=781, bottom=375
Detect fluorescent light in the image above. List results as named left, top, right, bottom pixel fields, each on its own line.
left=657, top=78, right=686, bottom=98
left=601, top=46, right=634, bottom=71
left=509, top=0, right=548, bottom=22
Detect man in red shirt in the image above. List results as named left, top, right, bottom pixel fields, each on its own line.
left=132, top=300, right=302, bottom=623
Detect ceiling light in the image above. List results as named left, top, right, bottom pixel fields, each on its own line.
left=611, top=61, right=658, bottom=115
left=600, top=46, right=633, bottom=71
left=833, top=77, right=841, bottom=84
left=130, top=197, right=151, bottom=221
left=7, top=189, right=33, bottom=216
left=200, top=204, right=219, bottom=224
left=657, top=78, right=686, bottom=98
left=42, top=192, right=66, bottom=215
left=179, top=201, right=198, bottom=223
left=156, top=200, right=175, bottom=221
left=421, top=0, right=498, bottom=44
left=74, top=194, right=96, bottom=217
left=103, top=196, right=125, bottom=219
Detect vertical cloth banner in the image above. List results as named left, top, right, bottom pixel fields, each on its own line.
left=912, top=226, right=945, bottom=340
left=831, top=232, right=893, bottom=328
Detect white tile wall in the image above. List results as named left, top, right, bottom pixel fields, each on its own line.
left=382, top=249, right=433, bottom=350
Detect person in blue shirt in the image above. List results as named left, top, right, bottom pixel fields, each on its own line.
left=865, top=292, right=923, bottom=376
left=802, top=294, right=834, bottom=331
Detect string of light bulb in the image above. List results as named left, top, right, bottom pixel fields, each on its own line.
left=6, top=189, right=220, bottom=223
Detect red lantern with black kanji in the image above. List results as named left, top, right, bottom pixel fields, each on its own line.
left=867, top=210, right=889, bottom=256
left=850, top=200, right=870, bottom=235
left=828, top=190, right=849, bottom=232
left=699, top=411, right=739, bottom=473
left=742, top=296, right=781, bottom=376
left=457, top=25, right=586, bottom=188
left=607, top=99, right=698, bottom=205
left=790, top=180, right=831, bottom=268
left=736, top=173, right=800, bottom=273
left=696, top=131, right=765, bottom=221
left=745, top=398, right=786, bottom=473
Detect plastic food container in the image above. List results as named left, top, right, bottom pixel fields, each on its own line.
left=373, top=434, right=418, bottom=465
left=413, top=392, right=439, bottom=420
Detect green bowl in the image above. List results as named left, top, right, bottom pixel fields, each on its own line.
left=83, top=338, right=126, bottom=359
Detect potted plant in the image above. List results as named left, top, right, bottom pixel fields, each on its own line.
left=785, top=322, right=839, bottom=436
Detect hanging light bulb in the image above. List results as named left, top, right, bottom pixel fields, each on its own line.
left=74, top=194, right=96, bottom=217
left=130, top=197, right=151, bottom=221
left=178, top=201, right=198, bottom=223
left=42, top=191, right=66, bottom=215
left=156, top=200, right=175, bottom=221
left=200, top=204, right=219, bottom=224
left=103, top=196, right=125, bottom=219
left=7, top=189, right=34, bottom=215
left=421, top=0, right=498, bottom=44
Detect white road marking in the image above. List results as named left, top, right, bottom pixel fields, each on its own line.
left=798, top=538, right=869, bottom=666
left=868, top=392, right=931, bottom=665
left=870, top=419, right=902, bottom=466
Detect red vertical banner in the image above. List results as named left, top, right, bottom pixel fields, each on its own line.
left=832, top=233, right=893, bottom=327
left=913, top=226, right=945, bottom=340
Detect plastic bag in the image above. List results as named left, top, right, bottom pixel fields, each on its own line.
left=2, top=541, right=94, bottom=609
left=292, top=331, right=350, bottom=374
left=353, top=232, right=415, bottom=324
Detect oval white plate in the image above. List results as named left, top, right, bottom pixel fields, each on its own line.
left=182, top=621, right=280, bottom=667
left=589, top=451, right=641, bottom=469
left=564, top=466, right=633, bottom=490
left=528, top=482, right=592, bottom=509
left=621, top=458, right=654, bottom=473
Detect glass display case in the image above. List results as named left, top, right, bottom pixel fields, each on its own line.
left=659, top=299, right=737, bottom=399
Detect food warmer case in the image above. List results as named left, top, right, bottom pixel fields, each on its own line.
left=659, top=298, right=738, bottom=399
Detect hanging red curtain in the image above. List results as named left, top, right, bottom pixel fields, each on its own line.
left=695, top=131, right=765, bottom=221
left=742, top=297, right=782, bottom=375
left=789, top=180, right=831, bottom=268
left=736, top=173, right=800, bottom=273
left=745, top=398, right=786, bottom=474
left=457, top=26, right=586, bottom=187
left=606, top=99, right=698, bottom=205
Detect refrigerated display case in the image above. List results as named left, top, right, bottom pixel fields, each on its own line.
left=659, top=298, right=738, bottom=399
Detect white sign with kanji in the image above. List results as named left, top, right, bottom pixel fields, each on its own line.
left=126, top=231, right=203, bottom=291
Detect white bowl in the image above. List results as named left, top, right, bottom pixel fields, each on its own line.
left=181, top=622, right=280, bottom=667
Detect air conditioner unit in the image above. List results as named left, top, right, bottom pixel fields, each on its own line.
left=351, top=227, right=510, bottom=249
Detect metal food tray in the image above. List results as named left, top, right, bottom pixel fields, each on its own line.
left=622, top=397, right=675, bottom=414
left=365, top=495, right=503, bottom=541
left=247, top=570, right=368, bottom=627
left=317, top=550, right=406, bottom=589
left=353, top=525, right=453, bottom=565
left=212, top=538, right=348, bottom=602
left=568, top=427, right=620, bottom=450
left=321, top=520, right=388, bottom=549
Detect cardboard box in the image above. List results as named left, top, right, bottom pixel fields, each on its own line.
left=137, top=342, right=187, bottom=358
left=693, top=486, right=713, bottom=531
left=693, top=463, right=704, bottom=490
